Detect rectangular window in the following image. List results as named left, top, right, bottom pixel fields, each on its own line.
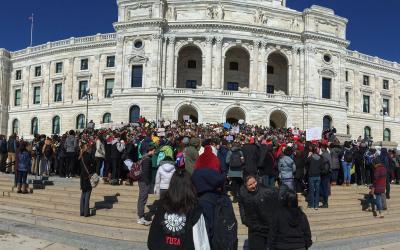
left=106, top=56, right=115, bottom=68
left=79, top=81, right=88, bottom=99
left=105, top=78, right=114, bottom=98
left=14, top=89, right=21, bottom=106
left=187, top=60, right=197, bottom=69
left=345, top=71, right=349, bottom=82
left=383, top=98, right=390, bottom=115
left=345, top=91, right=349, bottom=107
left=322, top=77, right=331, bottom=99
left=267, top=85, right=275, bottom=94
left=227, top=82, right=239, bottom=91
left=34, top=66, right=41, bottom=77
left=54, top=83, right=62, bottom=102
left=80, top=59, right=88, bottom=70
left=131, top=65, right=143, bottom=87
left=55, top=62, right=63, bottom=74
left=185, top=80, right=197, bottom=89
left=383, top=80, right=389, bottom=90
left=16, top=70, right=22, bottom=80
left=363, top=75, right=369, bottom=86
left=363, top=95, right=370, bottom=113
left=33, top=86, right=41, bottom=104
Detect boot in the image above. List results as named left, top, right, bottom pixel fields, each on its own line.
left=22, top=184, right=29, bottom=194
left=17, top=184, right=22, bottom=193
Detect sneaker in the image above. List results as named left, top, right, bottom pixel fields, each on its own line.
left=137, top=217, right=151, bottom=226
left=379, top=212, right=384, bottom=218
left=314, top=207, right=318, bottom=210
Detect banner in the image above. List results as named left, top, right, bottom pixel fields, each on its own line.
left=306, top=127, right=322, bottom=141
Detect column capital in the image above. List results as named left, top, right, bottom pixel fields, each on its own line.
left=167, top=36, right=176, bottom=44
left=205, top=36, right=214, bottom=44
left=215, top=36, right=223, bottom=45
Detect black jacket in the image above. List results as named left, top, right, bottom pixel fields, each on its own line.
left=242, top=144, right=260, bottom=176
left=270, top=207, right=312, bottom=250
left=140, top=156, right=152, bottom=185
left=259, top=145, right=276, bottom=176
left=238, top=184, right=279, bottom=234
left=80, top=152, right=95, bottom=192
left=305, top=154, right=323, bottom=177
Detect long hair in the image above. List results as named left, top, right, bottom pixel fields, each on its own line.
left=162, top=169, right=197, bottom=214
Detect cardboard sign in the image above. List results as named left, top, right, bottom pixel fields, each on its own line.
left=306, top=127, right=322, bottom=141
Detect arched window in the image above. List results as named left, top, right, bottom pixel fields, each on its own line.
left=129, top=105, right=140, bottom=123
left=323, top=116, right=332, bottom=131
left=346, top=125, right=350, bottom=135
left=364, top=126, right=371, bottom=139
left=12, top=119, right=19, bottom=135
left=103, top=113, right=111, bottom=123
left=76, top=114, right=85, bottom=129
left=31, top=117, right=38, bottom=135
left=52, top=116, right=61, bottom=135
left=384, top=129, right=391, bottom=142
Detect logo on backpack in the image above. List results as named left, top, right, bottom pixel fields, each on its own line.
left=128, top=157, right=147, bottom=181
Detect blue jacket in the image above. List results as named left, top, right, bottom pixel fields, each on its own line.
left=17, top=151, right=32, bottom=172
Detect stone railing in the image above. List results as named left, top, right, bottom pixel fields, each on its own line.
left=10, top=33, right=116, bottom=58
left=346, top=50, right=399, bottom=70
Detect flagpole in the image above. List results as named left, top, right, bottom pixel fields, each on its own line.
left=30, top=13, right=34, bottom=47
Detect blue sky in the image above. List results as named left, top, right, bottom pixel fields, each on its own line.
left=0, top=0, right=399, bottom=62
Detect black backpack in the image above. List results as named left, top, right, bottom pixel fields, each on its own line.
left=229, top=150, right=244, bottom=171
left=201, top=194, right=238, bottom=250
left=344, top=150, right=353, bottom=163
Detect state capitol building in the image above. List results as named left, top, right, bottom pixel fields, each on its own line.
left=0, top=0, right=399, bottom=142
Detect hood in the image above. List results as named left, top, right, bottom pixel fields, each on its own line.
left=111, top=139, right=119, bottom=145
left=160, top=161, right=176, bottom=172
left=312, top=154, right=321, bottom=160
left=189, top=138, right=201, bottom=148
left=192, top=168, right=224, bottom=194
left=281, top=155, right=294, bottom=165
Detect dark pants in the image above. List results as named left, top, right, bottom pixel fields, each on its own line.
left=0, top=153, right=6, bottom=172
left=331, top=169, right=339, bottom=184
left=262, top=175, right=276, bottom=187
left=386, top=172, right=391, bottom=198
left=230, top=177, right=243, bottom=199
left=111, top=158, right=120, bottom=180
left=355, top=163, right=365, bottom=185
left=16, top=171, right=28, bottom=184
left=395, top=168, right=400, bottom=184
left=95, top=157, right=104, bottom=176
left=320, top=175, right=330, bottom=203
left=365, top=164, right=373, bottom=184
left=308, top=176, right=321, bottom=208
left=137, top=181, right=151, bottom=218
left=80, top=190, right=91, bottom=216
left=66, top=152, right=76, bottom=177
left=248, top=230, right=268, bottom=250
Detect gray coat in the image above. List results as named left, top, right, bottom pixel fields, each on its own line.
left=278, top=155, right=296, bottom=179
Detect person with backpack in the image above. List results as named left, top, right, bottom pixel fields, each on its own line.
left=15, top=141, right=32, bottom=194
left=192, top=168, right=238, bottom=250
left=41, top=137, right=54, bottom=176
left=154, top=156, right=176, bottom=197
left=341, top=141, right=353, bottom=186
left=278, top=146, right=296, bottom=190
left=148, top=169, right=210, bottom=250
left=329, top=142, right=341, bottom=185
left=258, top=144, right=277, bottom=187
left=137, top=143, right=156, bottom=226
left=226, top=142, right=244, bottom=203
left=241, top=137, right=260, bottom=177
left=371, top=158, right=387, bottom=218
left=110, top=132, right=125, bottom=185
left=305, top=144, right=324, bottom=210
left=184, top=137, right=201, bottom=174
left=319, top=142, right=332, bottom=208
left=270, top=189, right=312, bottom=250
left=238, top=175, right=279, bottom=250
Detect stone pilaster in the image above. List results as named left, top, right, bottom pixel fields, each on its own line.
left=204, top=36, right=213, bottom=89
left=258, top=42, right=267, bottom=92
left=166, top=36, right=176, bottom=88
left=213, top=36, right=223, bottom=89
left=250, top=40, right=259, bottom=92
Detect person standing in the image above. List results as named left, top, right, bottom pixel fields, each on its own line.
left=0, top=135, right=7, bottom=172
left=226, top=142, right=244, bottom=202
left=341, top=141, right=354, bottom=186
left=110, top=133, right=125, bottom=185
left=329, top=143, right=341, bottom=185
left=372, top=159, right=387, bottom=218
left=64, top=130, right=78, bottom=178
left=238, top=175, right=279, bottom=250
left=154, top=156, right=176, bottom=197
left=305, top=145, right=324, bottom=210
left=15, top=142, right=31, bottom=194
left=242, top=137, right=259, bottom=177
left=80, top=143, right=95, bottom=217
left=6, top=134, right=17, bottom=174
left=184, top=137, right=201, bottom=174
left=278, top=146, right=296, bottom=190
left=259, top=144, right=277, bottom=187
left=320, top=143, right=332, bottom=208
left=94, top=135, right=106, bottom=176
left=137, top=144, right=156, bottom=225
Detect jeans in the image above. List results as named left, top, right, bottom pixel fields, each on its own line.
left=281, top=178, right=294, bottom=190
left=375, top=193, right=383, bottom=212
left=80, top=190, right=91, bottom=216
left=308, top=176, right=321, bottom=208
left=137, top=181, right=151, bottom=218
left=95, top=157, right=104, bottom=176
left=16, top=171, right=28, bottom=184
left=331, top=169, right=339, bottom=184
left=262, top=175, right=275, bottom=187
left=342, top=161, right=352, bottom=183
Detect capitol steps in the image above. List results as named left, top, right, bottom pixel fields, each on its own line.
left=1, top=173, right=400, bottom=249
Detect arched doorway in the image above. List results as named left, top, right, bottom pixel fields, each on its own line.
left=129, top=105, right=140, bottom=123
left=323, top=115, right=332, bottom=130
left=224, top=47, right=250, bottom=91
left=177, top=46, right=203, bottom=88
left=267, top=52, right=288, bottom=94
left=177, top=105, right=198, bottom=123
left=225, top=107, right=246, bottom=124
left=269, top=110, right=287, bottom=128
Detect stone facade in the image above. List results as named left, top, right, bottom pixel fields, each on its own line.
left=0, top=0, right=399, bottom=143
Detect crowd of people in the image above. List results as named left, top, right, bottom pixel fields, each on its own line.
left=0, top=117, right=398, bottom=249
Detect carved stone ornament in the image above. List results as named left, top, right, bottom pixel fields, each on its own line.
left=254, top=8, right=269, bottom=25
left=127, top=2, right=153, bottom=20
left=166, top=6, right=177, bottom=20
left=207, top=4, right=225, bottom=20
left=129, top=55, right=148, bottom=65
left=318, top=68, right=336, bottom=77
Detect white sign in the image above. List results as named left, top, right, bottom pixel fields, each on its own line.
left=306, top=127, right=322, bottom=141
left=183, top=115, right=190, bottom=121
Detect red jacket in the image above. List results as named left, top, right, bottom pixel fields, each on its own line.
left=373, top=164, right=386, bottom=194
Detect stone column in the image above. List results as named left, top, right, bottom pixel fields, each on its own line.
left=250, top=40, right=259, bottom=92
left=213, top=36, right=223, bottom=89
left=166, top=36, right=176, bottom=88
left=204, top=36, right=213, bottom=89
left=258, top=42, right=267, bottom=92
left=151, top=34, right=162, bottom=88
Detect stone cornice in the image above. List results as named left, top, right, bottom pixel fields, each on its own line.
left=346, top=57, right=400, bottom=75
left=113, top=19, right=166, bottom=31
left=302, top=32, right=349, bottom=47
left=11, top=41, right=116, bottom=63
